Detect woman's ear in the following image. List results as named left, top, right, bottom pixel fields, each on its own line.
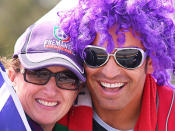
left=146, top=57, right=154, bottom=74
left=7, top=68, right=15, bottom=81
left=7, top=68, right=17, bottom=87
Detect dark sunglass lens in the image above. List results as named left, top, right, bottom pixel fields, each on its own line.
left=115, top=49, right=143, bottom=68
left=56, top=71, right=79, bottom=90
left=25, top=69, right=50, bottom=84
left=83, top=47, right=108, bottom=67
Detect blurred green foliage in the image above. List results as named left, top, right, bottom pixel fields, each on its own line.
left=0, top=0, right=60, bottom=58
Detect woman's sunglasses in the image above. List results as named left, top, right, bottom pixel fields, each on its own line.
left=21, top=68, right=80, bottom=90
left=82, top=45, right=147, bottom=69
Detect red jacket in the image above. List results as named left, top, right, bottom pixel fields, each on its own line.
left=135, top=74, right=175, bottom=131
left=58, top=75, right=175, bottom=131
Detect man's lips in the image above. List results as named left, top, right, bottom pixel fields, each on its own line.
left=98, top=81, right=127, bottom=93
left=100, top=81, right=125, bottom=88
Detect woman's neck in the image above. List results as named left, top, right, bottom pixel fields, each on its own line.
left=41, top=123, right=55, bottom=131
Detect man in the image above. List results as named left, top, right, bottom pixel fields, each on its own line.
left=58, top=0, right=175, bottom=130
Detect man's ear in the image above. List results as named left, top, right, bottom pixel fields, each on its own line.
left=146, top=57, right=154, bottom=74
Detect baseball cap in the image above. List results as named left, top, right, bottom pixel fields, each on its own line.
left=13, top=10, right=85, bottom=82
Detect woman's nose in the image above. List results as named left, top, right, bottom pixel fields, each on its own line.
left=43, top=77, right=58, bottom=97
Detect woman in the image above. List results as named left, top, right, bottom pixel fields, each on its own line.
left=5, top=9, right=86, bottom=131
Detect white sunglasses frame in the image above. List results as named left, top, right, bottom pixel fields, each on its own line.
left=82, top=45, right=147, bottom=69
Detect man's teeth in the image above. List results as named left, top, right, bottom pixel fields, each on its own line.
left=37, top=99, right=57, bottom=107
left=100, top=82, right=124, bottom=88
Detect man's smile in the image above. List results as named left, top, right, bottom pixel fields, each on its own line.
left=100, top=81, right=125, bottom=88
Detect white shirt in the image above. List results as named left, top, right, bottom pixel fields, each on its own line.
left=93, top=111, right=134, bottom=131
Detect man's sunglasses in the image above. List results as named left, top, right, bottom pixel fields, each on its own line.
left=22, top=68, right=80, bottom=90
left=82, top=45, right=147, bottom=69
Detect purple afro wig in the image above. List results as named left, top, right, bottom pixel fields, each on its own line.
left=58, top=0, right=175, bottom=86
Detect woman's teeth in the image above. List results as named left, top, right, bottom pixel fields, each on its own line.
left=100, top=82, right=125, bottom=88
left=37, top=99, right=57, bottom=107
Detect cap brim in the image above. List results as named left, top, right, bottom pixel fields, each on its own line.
left=18, top=52, right=86, bottom=82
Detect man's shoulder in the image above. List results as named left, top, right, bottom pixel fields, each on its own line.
left=157, top=85, right=175, bottom=129
left=157, top=85, right=174, bottom=106
left=158, top=85, right=174, bottom=98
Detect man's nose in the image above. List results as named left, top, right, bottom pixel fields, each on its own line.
left=100, top=56, right=121, bottom=79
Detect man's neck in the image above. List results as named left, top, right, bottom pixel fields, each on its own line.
left=94, top=93, right=143, bottom=130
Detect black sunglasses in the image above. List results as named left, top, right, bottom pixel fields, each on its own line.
left=82, top=45, right=147, bottom=69
left=22, top=68, right=80, bottom=90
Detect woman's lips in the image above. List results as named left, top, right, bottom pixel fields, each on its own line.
left=36, top=99, right=58, bottom=107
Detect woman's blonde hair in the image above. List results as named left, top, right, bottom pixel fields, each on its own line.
left=0, top=56, right=20, bottom=72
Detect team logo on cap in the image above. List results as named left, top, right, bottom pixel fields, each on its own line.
left=54, top=26, right=70, bottom=42
left=43, top=26, right=73, bottom=55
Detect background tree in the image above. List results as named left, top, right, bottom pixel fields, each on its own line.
left=0, top=0, right=60, bottom=57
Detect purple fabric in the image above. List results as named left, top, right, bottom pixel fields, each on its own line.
left=27, top=116, right=43, bottom=131
left=17, top=21, right=81, bottom=68
left=58, top=0, right=175, bottom=86
left=0, top=96, right=27, bottom=130
left=0, top=63, right=31, bottom=131
left=13, top=10, right=85, bottom=81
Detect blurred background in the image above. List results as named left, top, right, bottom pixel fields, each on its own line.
left=0, top=0, right=174, bottom=84
left=0, top=0, right=60, bottom=57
